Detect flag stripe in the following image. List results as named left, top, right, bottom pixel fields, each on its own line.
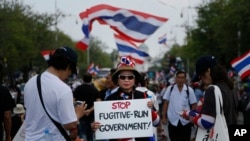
left=231, top=50, right=250, bottom=79
left=115, top=34, right=149, bottom=64
left=79, top=4, right=168, bottom=43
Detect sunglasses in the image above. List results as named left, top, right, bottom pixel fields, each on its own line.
left=118, top=75, right=135, bottom=80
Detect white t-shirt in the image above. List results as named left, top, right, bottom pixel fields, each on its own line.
left=24, top=71, right=77, bottom=141
left=163, top=84, right=197, bottom=126
left=135, top=87, right=159, bottom=111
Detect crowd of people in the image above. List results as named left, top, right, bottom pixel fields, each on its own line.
left=1, top=46, right=250, bottom=141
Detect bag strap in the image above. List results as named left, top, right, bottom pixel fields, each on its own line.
left=212, top=85, right=223, bottom=115
left=37, top=74, right=71, bottom=141
left=169, top=84, right=191, bottom=108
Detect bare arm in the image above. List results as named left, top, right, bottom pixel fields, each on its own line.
left=3, top=110, right=12, bottom=141
left=161, top=100, right=169, bottom=124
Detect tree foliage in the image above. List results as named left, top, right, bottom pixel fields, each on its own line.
left=0, top=1, right=113, bottom=82
left=166, top=0, right=250, bottom=74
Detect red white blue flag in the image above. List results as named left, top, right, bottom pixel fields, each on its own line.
left=158, top=33, right=167, bottom=45
left=40, top=50, right=54, bottom=61
left=87, top=62, right=99, bottom=75
left=77, top=4, right=168, bottom=49
left=114, top=34, right=149, bottom=64
left=231, top=50, right=250, bottom=79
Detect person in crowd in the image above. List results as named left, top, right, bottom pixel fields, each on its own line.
left=191, top=82, right=204, bottom=102
left=188, top=55, right=238, bottom=140
left=105, top=56, right=160, bottom=141
left=238, top=81, right=250, bottom=124
left=99, top=68, right=119, bottom=101
left=11, top=104, right=25, bottom=139
left=73, top=72, right=102, bottom=141
left=24, top=46, right=100, bottom=141
left=0, top=84, right=16, bottom=141
left=136, top=72, right=159, bottom=141
left=161, top=70, right=197, bottom=141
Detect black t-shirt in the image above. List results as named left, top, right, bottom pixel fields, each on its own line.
left=202, top=83, right=238, bottom=126
left=0, top=85, right=16, bottom=133
left=73, top=83, right=100, bottom=121
left=105, top=88, right=147, bottom=101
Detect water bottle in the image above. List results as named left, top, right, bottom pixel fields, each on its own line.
left=43, top=129, right=53, bottom=141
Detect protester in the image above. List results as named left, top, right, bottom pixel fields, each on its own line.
left=238, top=82, right=250, bottom=124
left=11, top=104, right=25, bottom=139
left=24, top=46, right=100, bottom=141
left=0, top=85, right=16, bottom=141
left=189, top=55, right=238, bottom=140
left=161, top=70, right=197, bottom=141
left=99, top=68, right=118, bottom=101
left=105, top=56, right=160, bottom=141
left=73, top=72, right=101, bottom=141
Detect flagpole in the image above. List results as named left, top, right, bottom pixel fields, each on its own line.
left=87, top=46, right=90, bottom=65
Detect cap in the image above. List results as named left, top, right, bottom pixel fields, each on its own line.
left=53, top=46, right=78, bottom=75
left=13, top=104, right=25, bottom=114
left=112, top=56, right=140, bottom=84
left=192, top=55, right=217, bottom=82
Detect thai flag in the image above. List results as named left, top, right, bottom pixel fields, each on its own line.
left=114, top=34, right=149, bottom=64
left=87, top=63, right=99, bottom=75
left=78, top=4, right=168, bottom=48
left=40, top=50, right=54, bottom=61
left=231, top=50, right=250, bottom=79
left=158, top=33, right=167, bottom=45
left=76, top=37, right=89, bottom=51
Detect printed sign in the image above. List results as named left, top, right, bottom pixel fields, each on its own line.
left=94, top=99, right=153, bottom=140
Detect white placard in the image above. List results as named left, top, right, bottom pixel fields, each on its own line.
left=94, top=99, right=153, bottom=140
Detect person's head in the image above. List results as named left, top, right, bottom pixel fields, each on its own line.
left=83, top=72, right=92, bottom=83
left=47, top=46, right=78, bottom=79
left=138, top=72, right=149, bottom=87
left=175, top=70, right=187, bottom=86
left=192, top=55, right=234, bottom=89
left=105, top=68, right=117, bottom=89
left=112, top=57, right=140, bottom=92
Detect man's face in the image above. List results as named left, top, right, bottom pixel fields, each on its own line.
left=175, top=73, right=186, bottom=86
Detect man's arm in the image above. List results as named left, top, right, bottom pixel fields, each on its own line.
left=3, top=110, right=12, bottom=141
left=161, top=100, right=169, bottom=124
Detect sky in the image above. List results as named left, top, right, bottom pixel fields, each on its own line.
left=23, top=0, right=203, bottom=58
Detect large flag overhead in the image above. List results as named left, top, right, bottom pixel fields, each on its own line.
left=231, top=50, right=250, bottom=79
left=114, top=34, right=149, bottom=64
left=77, top=4, right=168, bottom=49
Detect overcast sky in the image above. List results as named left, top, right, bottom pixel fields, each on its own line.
left=23, top=0, right=203, bottom=58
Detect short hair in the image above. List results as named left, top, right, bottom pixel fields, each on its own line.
left=47, top=53, right=75, bottom=72
left=139, top=72, right=149, bottom=87
left=175, top=70, right=186, bottom=77
left=83, top=72, right=92, bottom=83
left=110, top=68, right=117, bottom=76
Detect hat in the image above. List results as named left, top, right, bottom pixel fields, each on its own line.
left=112, top=57, right=140, bottom=84
left=192, top=55, right=217, bottom=82
left=53, top=46, right=78, bottom=75
left=13, top=104, right=25, bottom=114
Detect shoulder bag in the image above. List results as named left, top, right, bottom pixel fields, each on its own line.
left=37, top=74, right=71, bottom=141
left=195, top=85, right=229, bottom=141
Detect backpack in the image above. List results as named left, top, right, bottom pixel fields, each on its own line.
left=169, top=84, right=192, bottom=109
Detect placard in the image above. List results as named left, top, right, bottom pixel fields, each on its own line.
left=94, top=99, right=153, bottom=140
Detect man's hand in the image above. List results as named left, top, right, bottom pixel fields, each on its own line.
left=91, top=121, right=101, bottom=132
left=147, top=100, right=153, bottom=109
left=5, top=136, right=11, bottom=141
left=75, top=101, right=87, bottom=119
